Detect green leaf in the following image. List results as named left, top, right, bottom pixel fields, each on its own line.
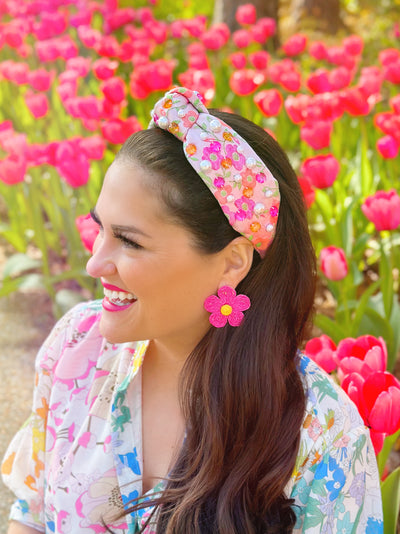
left=313, top=314, right=349, bottom=343
left=379, top=241, right=393, bottom=319
left=378, top=430, right=400, bottom=478
left=381, top=467, right=400, bottom=534
left=350, top=280, right=380, bottom=337
left=2, top=253, right=42, bottom=279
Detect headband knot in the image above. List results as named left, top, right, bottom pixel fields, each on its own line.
left=149, top=87, right=280, bottom=257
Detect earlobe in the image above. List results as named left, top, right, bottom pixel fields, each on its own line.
left=220, top=237, right=254, bottom=289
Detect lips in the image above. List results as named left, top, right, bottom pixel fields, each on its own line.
left=101, top=281, right=137, bottom=312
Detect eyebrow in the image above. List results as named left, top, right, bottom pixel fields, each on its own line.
left=90, top=208, right=152, bottom=239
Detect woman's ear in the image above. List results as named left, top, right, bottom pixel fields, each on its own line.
left=220, top=236, right=254, bottom=289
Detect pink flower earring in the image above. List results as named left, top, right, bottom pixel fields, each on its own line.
left=204, top=285, right=251, bottom=328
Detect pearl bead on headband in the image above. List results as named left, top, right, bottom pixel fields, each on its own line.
left=149, top=87, right=280, bottom=257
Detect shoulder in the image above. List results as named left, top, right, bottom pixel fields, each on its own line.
left=296, top=353, right=368, bottom=462
left=36, top=299, right=104, bottom=372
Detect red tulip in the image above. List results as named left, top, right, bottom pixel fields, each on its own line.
left=297, top=175, right=315, bottom=209
left=336, top=335, right=387, bottom=380
left=92, top=58, right=119, bottom=80
left=229, top=69, right=265, bottom=96
left=25, top=92, right=49, bottom=119
left=0, top=153, right=27, bottom=185
left=76, top=214, right=100, bottom=253
left=306, top=69, right=331, bottom=94
left=236, top=3, right=257, bottom=25
left=361, top=189, right=400, bottom=231
left=254, top=89, right=283, bottom=117
left=101, top=117, right=142, bottom=145
left=300, top=154, right=340, bottom=189
left=300, top=119, right=332, bottom=150
left=376, top=135, right=399, bottom=159
left=250, top=17, right=276, bottom=43
left=342, top=371, right=400, bottom=453
left=305, top=334, right=337, bottom=373
left=319, top=246, right=348, bottom=282
left=282, top=33, right=307, bottom=56
left=233, top=29, right=252, bottom=48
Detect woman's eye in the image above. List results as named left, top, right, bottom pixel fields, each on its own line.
left=114, top=232, right=142, bottom=249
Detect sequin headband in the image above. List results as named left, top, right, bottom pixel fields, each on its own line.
left=149, top=87, right=280, bottom=257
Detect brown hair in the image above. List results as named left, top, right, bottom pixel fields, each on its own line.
left=113, top=110, right=316, bottom=533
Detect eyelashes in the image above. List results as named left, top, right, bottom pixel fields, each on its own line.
left=90, top=209, right=142, bottom=250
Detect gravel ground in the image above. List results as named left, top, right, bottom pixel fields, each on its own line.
left=0, top=291, right=54, bottom=533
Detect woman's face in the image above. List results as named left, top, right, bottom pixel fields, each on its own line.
left=86, top=158, right=225, bottom=352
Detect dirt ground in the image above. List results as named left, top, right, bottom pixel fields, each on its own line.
left=0, top=290, right=54, bottom=533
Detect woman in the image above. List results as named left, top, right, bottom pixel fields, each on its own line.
left=2, top=87, right=382, bottom=533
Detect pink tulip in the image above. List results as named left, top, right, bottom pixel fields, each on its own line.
left=282, top=33, right=308, bottom=56
left=300, top=119, right=332, bottom=150
left=390, top=94, right=400, bottom=114
left=342, top=371, right=400, bottom=453
left=129, top=59, right=175, bottom=100
left=92, top=58, right=119, bottom=80
left=236, top=4, right=257, bottom=25
left=306, top=69, right=332, bottom=94
left=254, top=89, right=283, bottom=117
left=285, top=94, right=311, bottom=124
left=376, top=135, right=399, bottom=159
left=359, top=67, right=383, bottom=98
left=305, top=335, right=337, bottom=373
left=342, top=35, right=363, bottom=56
left=229, top=69, right=265, bottom=96
left=297, top=176, right=315, bottom=209
left=328, top=67, right=353, bottom=91
left=25, top=92, right=49, bottom=119
left=55, top=141, right=90, bottom=188
left=79, top=136, right=106, bottom=160
left=70, top=10, right=93, bottom=28
left=201, top=24, right=230, bottom=50
left=301, top=154, right=340, bottom=189
left=66, top=57, right=92, bottom=78
left=101, top=117, right=142, bottom=145
left=249, top=51, right=270, bottom=70
left=280, top=70, right=301, bottom=92
left=361, top=189, right=400, bottom=231
left=178, top=69, right=215, bottom=105
left=0, top=60, right=29, bottom=85
left=336, top=335, right=387, bottom=380
left=0, top=153, right=27, bottom=185
left=379, top=48, right=400, bottom=66
left=229, top=52, right=247, bottom=69
left=308, top=93, right=345, bottom=122
left=250, top=17, right=276, bottom=43
left=77, top=26, right=102, bottom=49
left=104, top=7, right=135, bottom=32
left=341, top=87, right=371, bottom=116
left=319, top=246, right=348, bottom=282
left=64, top=96, right=104, bottom=121
left=76, top=214, right=100, bottom=253
left=383, top=60, right=400, bottom=84
left=232, top=29, right=252, bottom=49
left=28, top=68, right=55, bottom=92
left=309, top=41, right=328, bottom=61
left=101, top=77, right=126, bottom=105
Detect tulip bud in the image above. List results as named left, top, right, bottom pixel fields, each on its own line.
left=319, top=246, right=348, bottom=281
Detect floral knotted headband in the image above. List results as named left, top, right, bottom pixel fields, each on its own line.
left=149, top=87, right=280, bottom=257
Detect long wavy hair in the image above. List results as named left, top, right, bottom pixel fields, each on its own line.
left=111, top=110, right=316, bottom=533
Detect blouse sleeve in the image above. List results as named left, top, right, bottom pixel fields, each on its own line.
left=1, top=303, right=87, bottom=529
left=293, top=425, right=383, bottom=533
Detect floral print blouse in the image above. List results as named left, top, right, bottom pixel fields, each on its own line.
left=1, top=301, right=383, bottom=533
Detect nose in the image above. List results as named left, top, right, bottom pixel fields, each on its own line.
left=86, top=239, right=117, bottom=279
